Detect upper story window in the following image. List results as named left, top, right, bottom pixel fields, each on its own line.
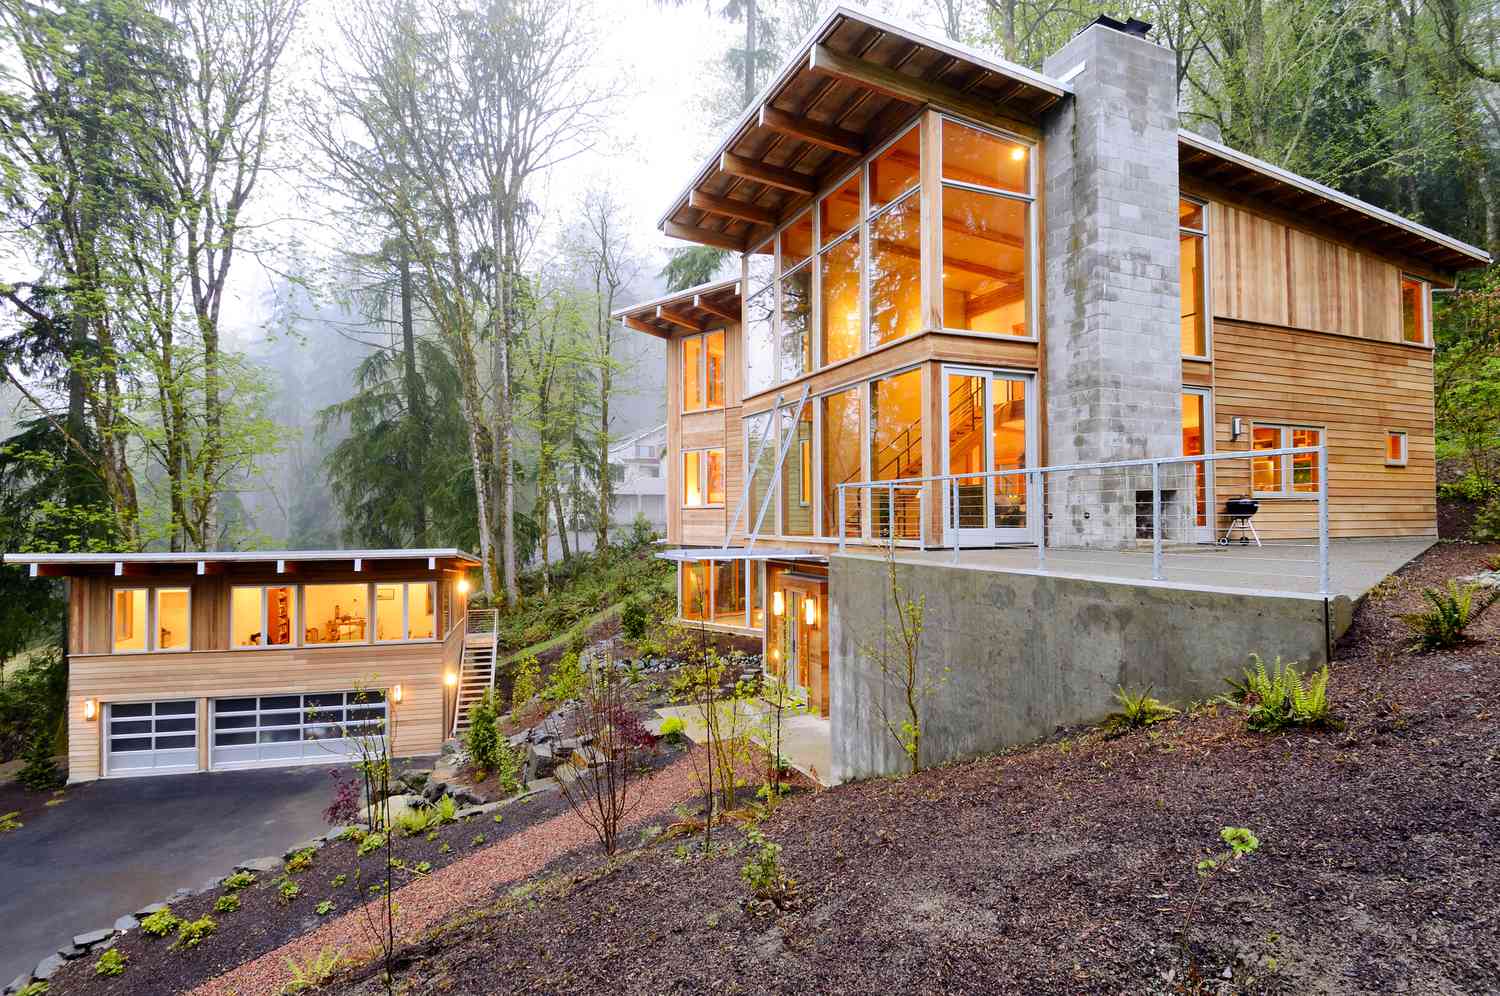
left=681, top=329, right=726, bottom=412
left=940, top=119, right=1034, bottom=338
left=743, top=112, right=1038, bottom=398
left=1400, top=275, right=1429, bottom=345
left=231, top=585, right=295, bottom=648
left=231, top=582, right=439, bottom=649
left=112, top=587, right=192, bottom=653
left=375, top=582, right=436, bottom=642
left=683, top=448, right=725, bottom=507
left=1180, top=198, right=1209, bottom=357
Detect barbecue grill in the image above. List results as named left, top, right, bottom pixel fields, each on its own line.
left=1218, top=497, right=1261, bottom=547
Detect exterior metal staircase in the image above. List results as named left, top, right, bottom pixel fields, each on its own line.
left=451, top=608, right=499, bottom=737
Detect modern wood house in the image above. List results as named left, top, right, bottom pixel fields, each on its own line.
left=616, top=8, right=1490, bottom=776
left=3, top=550, right=479, bottom=781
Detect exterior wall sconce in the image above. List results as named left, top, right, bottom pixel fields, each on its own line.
left=83, top=697, right=97, bottom=721
left=772, top=591, right=784, bottom=617
left=456, top=578, right=471, bottom=595
left=444, top=671, right=458, bottom=688
left=803, top=598, right=817, bottom=627
left=1231, top=416, right=1244, bottom=441
left=390, top=683, right=404, bottom=705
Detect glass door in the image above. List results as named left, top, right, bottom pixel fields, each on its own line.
left=943, top=368, right=1035, bottom=546
left=1182, top=389, right=1214, bottom=543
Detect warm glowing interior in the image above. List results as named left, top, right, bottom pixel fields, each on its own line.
left=781, top=407, right=814, bottom=536
left=781, top=266, right=811, bottom=381
left=820, top=173, right=860, bottom=245
left=1180, top=210, right=1207, bottom=355
left=869, top=194, right=921, bottom=346
left=684, top=448, right=725, bottom=506
left=1182, top=393, right=1207, bottom=527
left=819, top=234, right=861, bottom=366
left=305, top=583, right=368, bottom=644
left=821, top=386, right=862, bottom=536
left=680, top=561, right=708, bottom=620
left=157, top=588, right=190, bottom=651
left=869, top=126, right=919, bottom=210
left=782, top=211, right=813, bottom=268
left=681, top=334, right=702, bottom=411
left=871, top=369, right=923, bottom=539
left=1386, top=431, right=1406, bottom=464
left=113, top=588, right=147, bottom=652
left=942, top=186, right=1027, bottom=336
left=712, top=560, right=746, bottom=626
left=375, top=583, right=403, bottom=641
left=1400, top=276, right=1426, bottom=344
left=705, top=330, right=725, bottom=408
left=942, top=119, right=1029, bottom=193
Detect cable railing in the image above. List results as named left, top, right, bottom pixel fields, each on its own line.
left=835, top=445, right=1330, bottom=596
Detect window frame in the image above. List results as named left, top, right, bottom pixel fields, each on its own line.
left=1179, top=196, right=1211, bottom=359
left=682, top=447, right=726, bottom=509
left=680, top=328, right=726, bottom=414
left=373, top=581, right=438, bottom=643
left=1250, top=422, right=1325, bottom=499
left=109, top=586, right=193, bottom=654
left=1399, top=274, right=1430, bottom=346
left=228, top=581, right=440, bottom=650
left=1385, top=429, right=1409, bottom=468
left=110, top=587, right=150, bottom=655
left=229, top=584, right=298, bottom=651
left=154, top=587, right=192, bottom=653
left=937, top=114, right=1039, bottom=343
left=676, top=559, right=766, bottom=630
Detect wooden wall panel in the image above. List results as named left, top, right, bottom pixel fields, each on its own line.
left=1357, top=254, right=1401, bottom=343
left=68, top=642, right=447, bottom=781
left=1211, top=202, right=1290, bottom=327
left=1287, top=229, right=1358, bottom=334
left=1210, top=320, right=1435, bottom=540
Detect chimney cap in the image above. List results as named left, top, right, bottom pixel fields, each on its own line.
left=1089, top=14, right=1154, bottom=37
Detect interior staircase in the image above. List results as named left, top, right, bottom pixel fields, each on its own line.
left=452, top=608, right=499, bottom=737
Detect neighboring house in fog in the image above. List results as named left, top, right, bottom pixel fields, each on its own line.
left=614, top=7, right=1490, bottom=782
left=608, top=423, right=669, bottom=531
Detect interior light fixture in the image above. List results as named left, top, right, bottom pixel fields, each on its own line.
left=83, top=697, right=97, bottom=722
left=772, top=591, right=785, bottom=616
left=1010, top=146, right=1027, bottom=161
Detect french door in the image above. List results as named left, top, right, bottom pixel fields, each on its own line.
left=942, top=368, right=1036, bottom=546
left=1182, top=388, right=1214, bottom=543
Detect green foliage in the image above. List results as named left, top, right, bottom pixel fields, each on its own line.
left=471, top=832, right=486, bottom=846
left=276, top=878, right=301, bottom=904
left=1470, top=500, right=1500, bottom=542
left=93, top=947, right=126, bottom=977
left=1105, top=685, right=1179, bottom=732
left=1228, top=655, right=1332, bottom=731
left=222, top=870, right=256, bottom=892
left=140, top=908, right=182, bottom=938
left=413, top=860, right=432, bottom=873
left=438, top=842, right=451, bottom=854
left=173, top=915, right=217, bottom=950
left=0, top=810, right=21, bottom=833
left=740, top=829, right=796, bottom=909
left=213, top=894, right=240, bottom=914
left=498, top=545, right=674, bottom=654
left=331, top=873, right=347, bottom=888
left=356, top=832, right=386, bottom=857
left=658, top=715, right=686, bottom=743
left=283, top=947, right=349, bottom=994
left=509, top=655, right=541, bottom=713
left=542, top=651, right=586, bottom=704
left=660, top=245, right=728, bottom=292
left=1402, top=581, right=1496, bottom=649
left=1198, top=826, right=1262, bottom=875
left=15, top=982, right=47, bottom=996
left=464, top=689, right=513, bottom=786
left=284, top=847, right=316, bottom=873
left=397, top=794, right=459, bottom=836
left=315, top=900, right=334, bottom=916
left=620, top=597, right=650, bottom=642
left=0, top=650, right=66, bottom=764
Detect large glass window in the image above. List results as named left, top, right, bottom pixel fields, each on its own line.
left=1181, top=199, right=1208, bottom=356
left=1253, top=424, right=1323, bottom=497
left=940, top=119, right=1034, bottom=338
left=112, top=588, right=147, bottom=653
left=1182, top=393, right=1208, bottom=528
left=871, top=369, right=923, bottom=539
left=374, top=582, right=436, bottom=642
left=680, top=561, right=708, bottom=621
left=821, top=386, right=863, bottom=536
left=746, top=412, right=777, bottom=534
left=683, top=448, right=725, bottom=507
left=781, top=211, right=813, bottom=269
left=679, top=560, right=763, bottom=628
left=681, top=329, right=725, bottom=412
left=819, top=231, right=861, bottom=367
left=780, top=264, right=812, bottom=381
left=1400, top=275, right=1428, bottom=344
left=869, top=126, right=919, bottom=211
left=869, top=193, right=922, bottom=347
left=781, top=405, right=814, bottom=537
left=820, top=173, right=860, bottom=245
left=745, top=241, right=776, bottom=396
left=231, top=585, right=294, bottom=648
left=156, top=588, right=191, bottom=651
left=712, top=560, right=746, bottom=626
left=305, top=584, right=369, bottom=645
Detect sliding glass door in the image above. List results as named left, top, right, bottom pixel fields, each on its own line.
left=942, top=367, right=1035, bottom=545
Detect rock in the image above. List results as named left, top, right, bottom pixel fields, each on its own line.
left=283, top=837, right=325, bottom=859
left=528, top=742, right=560, bottom=780
left=135, top=901, right=166, bottom=917
left=168, top=887, right=194, bottom=903
left=452, top=788, right=483, bottom=807
left=399, top=769, right=431, bottom=792
left=73, top=928, right=113, bottom=949
left=507, top=730, right=530, bottom=749
left=235, top=855, right=283, bottom=874
left=361, top=793, right=425, bottom=826
left=55, top=945, right=84, bottom=961
left=32, top=954, right=64, bottom=981
left=421, top=780, right=448, bottom=803
left=570, top=745, right=607, bottom=770
left=113, top=914, right=139, bottom=933
left=200, top=876, right=225, bottom=893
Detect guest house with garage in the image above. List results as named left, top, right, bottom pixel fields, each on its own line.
left=614, top=7, right=1491, bottom=782
left=1, top=549, right=480, bottom=781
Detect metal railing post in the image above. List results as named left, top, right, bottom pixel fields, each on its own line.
left=950, top=479, right=960, bottom=564
left=1033, top=469, right=1045, bottom=571
left=837, top=487, right=846, bottom=553
left=1318, top=445, right=1330, bottom=595
left=887, top=482, right=896, bottom=546
left=1151, top=461, right=1164, bottom=581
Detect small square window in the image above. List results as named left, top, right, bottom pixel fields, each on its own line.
left=1386, top=431, right=1408, bottom=467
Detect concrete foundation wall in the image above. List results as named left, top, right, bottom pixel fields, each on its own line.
left=828, top=554, right=1336, bottom=782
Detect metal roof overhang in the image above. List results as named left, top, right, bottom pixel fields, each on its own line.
left=613, top=277, right=742, bottom=339
left=5, top=548, right=482, bottom=578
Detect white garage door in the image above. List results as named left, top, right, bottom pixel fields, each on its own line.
left=211, top=691, right=388, bottom=770
left=105, top=700, right=199, bottom=776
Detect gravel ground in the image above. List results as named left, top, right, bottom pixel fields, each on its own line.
left=190, top=746, right=713, bottom=996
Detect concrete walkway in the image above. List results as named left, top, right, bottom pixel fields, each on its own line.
left=654, top=702, right=834, bottom=787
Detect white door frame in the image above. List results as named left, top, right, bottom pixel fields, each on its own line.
left=1184, top=386, right=1215, bottom=543
left=940, top=366, right=1038, bottom=547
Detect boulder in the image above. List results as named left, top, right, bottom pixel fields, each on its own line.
left=168, top=887, right=194, bottom=903
left=55, top=945, right=84, bottom=961
left=398, top=769, right=431, bottom=792
left=421, top=780, right=449, bottom=803
left=283, top=837, right=326, bottom=859
left=528, top=742, right=560, bottom=780
left=113, top=914, right=139, bottom=933
left=507, top=730, right=531, bottom=749
left=452, top=788, right=483, bottom=807
left=235, top=855, right=282, bottom=874
left=361, top=793, right=425, bottom=826
left=73, top=928, right=113, bottom=950
left=570, top=745, right=607, bottom=770
left=32, top=954, right=65, bottom=981
left=134, top=901, right=166, bottom=917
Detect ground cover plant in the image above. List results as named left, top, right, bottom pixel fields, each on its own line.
left=1401, top=579, right=1497, bottom=649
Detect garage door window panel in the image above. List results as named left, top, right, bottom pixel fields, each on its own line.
left=106, top=700, right=198, bottom=774
left=212, top=691, right=386, bottom=769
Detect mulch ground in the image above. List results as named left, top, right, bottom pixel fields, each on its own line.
left=325, top=541, right=1500, bottom=996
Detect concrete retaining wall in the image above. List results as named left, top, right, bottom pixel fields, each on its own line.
left=828, top=554, right=1337, bottom=782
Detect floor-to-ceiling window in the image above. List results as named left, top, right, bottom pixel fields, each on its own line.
left=821, top=386, right=863, bottom=537
left=870, top=369, right=923, bottom=539
left=940, top=119, right=1034, bottom=337
left=1180, top=199, right=1208, bottom=356
left=781, top=405, right=814, bottom=536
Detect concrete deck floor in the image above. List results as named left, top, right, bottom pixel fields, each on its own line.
left=654, top=703, right=834, bottom=787
left=855, top=537, right=1435, bottom=599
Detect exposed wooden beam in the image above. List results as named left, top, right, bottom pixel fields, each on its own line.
left=623, top=316, right=671, bottom=340
left=663, top=220, right=747, bottom=252
left=757, top=106, right=864, bottom=157
left=688, top=190, right=778, bottom=227
left=32, top=564, right=71, bottom=578
left=693, top=294, right=740, bottom=325
left=195, top=560, right=225, bottom=576
left=719, top=151, right=818, bottom=196
left=807, top=44, right=1038, bottom=139
left=656, top=305, right=704, bottom=332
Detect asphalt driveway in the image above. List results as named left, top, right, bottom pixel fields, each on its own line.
left=0, top=764, right=348, bottom=985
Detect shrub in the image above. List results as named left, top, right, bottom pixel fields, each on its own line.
left=0, top=810, right=21, bottom=833
left=213, top=894, right=240, bottom=914
left=140, top=908, right=182, bottom=937
left=740, top=830, right=796, bottom=910
left=620, top=597, right=650, bottom=642
left=222, top=870, right=256, bottom=892
left=1228, top=654, right=1332, bottom=731
left=1472, top=497, right=1500, bottom=542
left=322, top=769, right=360, bottom=826
left=356, top=832, right=386, bottom=857
left=15, top=983, right=48, bottom=996
left=16, top=726, right=63, bottom=792
left=542, top=651, right=586, bottom=705
left=509, top=655, right=541, bottom=713
left=1401, top=581, right=1497, bottom=650
left=658, top=715, right=687, bottom=744
left=315, top=900, right=334, bottom=916
left=1105, top=685, right=1178, bottom=731
left=173, top=915, right=217, bottom=950
left=465, top=692, right=521, bottom=793
left=331, top=873, right=347, bottom=888
left=277, top=878, right=301, bottom=904
left=471, top=832, right=486, bottom=846
left=284, top=947, right=349, bottom=994
left=94, top=948, right=126, bottom=977
left=284, top=847, right=316, bottom=873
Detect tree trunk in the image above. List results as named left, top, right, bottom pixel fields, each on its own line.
left=399, top=245, right=427, bottom=546
left=496, top=204, right=519, bottom=609
left=554, top=486, right=572, bottom=560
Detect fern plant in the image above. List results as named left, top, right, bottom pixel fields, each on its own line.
left=1105, top=685, right=1178, bottom=732
left=1229, top=654, right=1332, bottom=732
left=1400, top=581, right=1497, bottom=650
